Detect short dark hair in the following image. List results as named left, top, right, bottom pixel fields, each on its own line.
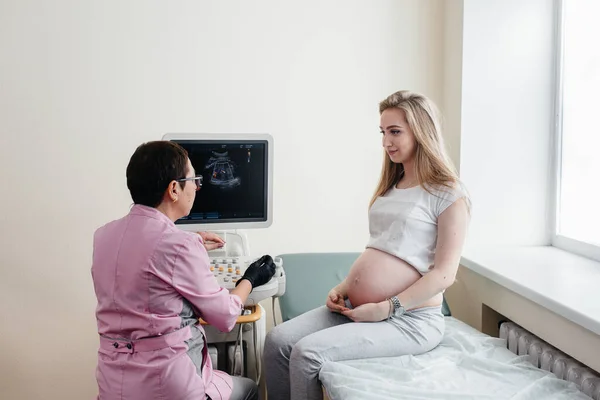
left=126, top=141, right=189, bottom=207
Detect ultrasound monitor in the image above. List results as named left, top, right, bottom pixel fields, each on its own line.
left=162, top=133, right=273, bottom=231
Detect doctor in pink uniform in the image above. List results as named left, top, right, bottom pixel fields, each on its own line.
left=92, top=141, right=276, bottom=400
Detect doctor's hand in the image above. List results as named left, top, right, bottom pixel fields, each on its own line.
left=197, top=231, right=225, bottom=251
left=326, top=287, right=348, bottom=314
left=341, top=301, right=390, bottom=322
left=236, top=255, right=277, bottom=290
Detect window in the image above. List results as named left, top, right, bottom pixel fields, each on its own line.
left=553, top=0, right=600, bottom=262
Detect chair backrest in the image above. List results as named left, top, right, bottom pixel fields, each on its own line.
left=276, top=252, right=360, bottom=322
left=276, top=252, right=452, bottom=322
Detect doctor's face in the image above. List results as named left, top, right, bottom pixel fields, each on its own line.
left=179, top=158, right=199, bottom=216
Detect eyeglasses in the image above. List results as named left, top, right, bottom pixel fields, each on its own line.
left=177, top=175, right=203, bottom=190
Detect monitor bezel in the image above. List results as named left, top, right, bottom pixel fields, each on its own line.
left=162, top=132, right=274, bottom=231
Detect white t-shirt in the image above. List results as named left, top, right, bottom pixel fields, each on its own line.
left=366, top=182, right=467, bottom=275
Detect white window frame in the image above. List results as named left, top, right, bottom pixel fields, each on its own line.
left=550, top=0, right=600, bottom=263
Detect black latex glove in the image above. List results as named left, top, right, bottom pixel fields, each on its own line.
left=236, top=255, right=277, bottom=289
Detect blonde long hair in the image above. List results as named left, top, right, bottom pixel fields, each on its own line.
left=370, top=90, right=460, bottom=207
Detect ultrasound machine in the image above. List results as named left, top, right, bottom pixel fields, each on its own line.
left=162, top=133, right=285, bottom=384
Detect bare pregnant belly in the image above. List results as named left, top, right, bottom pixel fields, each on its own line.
left=346, top=248, right=442, bottom=310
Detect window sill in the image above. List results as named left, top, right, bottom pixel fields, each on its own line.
left=460, top=245, right=600, bottom=336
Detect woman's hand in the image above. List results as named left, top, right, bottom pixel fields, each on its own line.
left=196, top=231, right=225, bottom=251
left=341, top=301, right=390, bottom=322
left=326, top=287, right=348, bottom=314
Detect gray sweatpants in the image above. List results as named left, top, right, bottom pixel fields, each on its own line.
left=264, top=303, right=445, bottom=400
left=230, top=376, right=258, bottom=400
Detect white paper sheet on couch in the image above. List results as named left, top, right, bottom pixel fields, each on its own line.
left=319, top=317, right=591, bottom=400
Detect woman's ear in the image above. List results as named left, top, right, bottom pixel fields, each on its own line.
left=168, top=181, right=179, bottom=202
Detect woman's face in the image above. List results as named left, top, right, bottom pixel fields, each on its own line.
left=380, top=108, right=417, bottom=164
left=177, top=158, right=198, bottom=217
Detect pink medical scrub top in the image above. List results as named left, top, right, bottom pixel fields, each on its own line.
left=92, top=204, right=243, bottom=399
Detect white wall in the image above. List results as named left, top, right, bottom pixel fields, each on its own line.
left=0, top=1, right=444, bottom=399
left=459, top=0, right=555, bottom=247
left=441, top=0, right=464, bottom=171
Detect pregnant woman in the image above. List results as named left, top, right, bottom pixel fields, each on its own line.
left=263, top=90, right=471, bottom=400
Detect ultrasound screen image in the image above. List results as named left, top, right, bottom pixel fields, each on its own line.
left=173, top=140, right=268, bottom=224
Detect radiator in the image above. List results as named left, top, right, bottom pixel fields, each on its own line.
left=500, top=321, right=600, bottom=400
